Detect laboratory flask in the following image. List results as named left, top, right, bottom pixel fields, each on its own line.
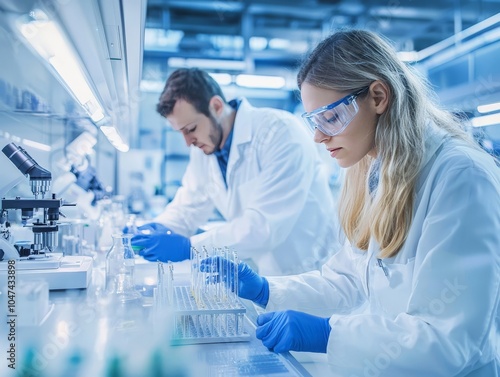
left=105, top=233, right=142, bottom=302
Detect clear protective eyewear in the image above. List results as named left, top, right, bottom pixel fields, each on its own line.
left=301, top=87, right=369, bottom=136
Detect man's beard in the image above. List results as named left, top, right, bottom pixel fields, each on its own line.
left=207, top=113, right=223, bottom=154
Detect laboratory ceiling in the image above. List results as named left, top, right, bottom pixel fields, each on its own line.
left=144, top=0, right=500, bottom=74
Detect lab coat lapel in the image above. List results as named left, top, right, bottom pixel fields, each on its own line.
left=208, top=154, right=226, bottom=191
left=226, top=99, right=253, bottom=187
left=421, top=123, right=447, bottom=169
left=415, top=123, right=448, bottom=192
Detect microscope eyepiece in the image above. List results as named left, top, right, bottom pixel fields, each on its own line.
left=2, top=143, right=51, bottom=179
left=2, top=143, right=52, bottom=198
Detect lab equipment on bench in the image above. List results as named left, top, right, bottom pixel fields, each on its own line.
left=105, top=233, right=142, bottom=302
left=154, top=247, right=250, bottom=345
left=0, top=143, right=92, bottom=290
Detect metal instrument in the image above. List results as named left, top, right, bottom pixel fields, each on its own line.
left=0, top=142, right=73, bottom=261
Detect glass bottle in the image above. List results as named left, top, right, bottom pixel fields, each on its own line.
left=105, top=233, right=141, bottom=302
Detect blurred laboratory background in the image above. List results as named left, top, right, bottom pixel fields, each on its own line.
left=1, top=0, right=499, bottom=216
left=0, top=0, right=500, bottom=376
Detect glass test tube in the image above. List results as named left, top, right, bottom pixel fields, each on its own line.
left=167, top=261, right=174, bottom=305
left=157, top=261, right=166, bottom=307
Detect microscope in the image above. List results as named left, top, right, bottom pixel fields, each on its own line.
left=0, top=143, right=92, bottom=289
left=1, top=143, right=66, bottom=260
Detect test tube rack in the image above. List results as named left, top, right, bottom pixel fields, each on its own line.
left=155, top=248, right=251, bottom=345
left=170, top=285, right=249, bottom=345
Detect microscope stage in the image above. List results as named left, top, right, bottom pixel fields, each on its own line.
left=0, top=253, right=62, bottom=270
left=0, top=253, right=93, bottom=290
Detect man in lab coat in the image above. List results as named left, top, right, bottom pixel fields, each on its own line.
left=131, top=68, right=340, bottom=275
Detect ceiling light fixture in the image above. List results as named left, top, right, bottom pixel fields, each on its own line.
left=22, top=139, right=51, bottom=152
left=100, top=126, right=129, bottom=152
left=268, top=38, right=290, bottom=50
left=471, top=113, right=500, bottom=127
left=397, top=51, right=419, bottom=62
left=169, top=58, right=246, bottom=71
left=208, top=73, right=232, bottom=86
left=16, top=10, right=105, bottom=123
left=236, top=74, right=286, bottom=89
left=250, top=37, right=267, bottom=51
left=477, top=102, right=500, bottom=114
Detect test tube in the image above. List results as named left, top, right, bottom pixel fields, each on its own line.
left=157, top=262, right=166, bottom=307
left=196, top=265, right=203, bottom=307
left=211, top=247, right=218, bottom=301
left=217, top=248, right=223, bottom=303
left=190, top=246, right=197, bottom=294
left=233, top=251, right=239, bottom=303
left=233, top=251, right=244, bottom=335
left=202, top=246, right=210, bottom=300
left=223, top=247, right=230, bottom=304
left=167, top=261, right=174, bottom=305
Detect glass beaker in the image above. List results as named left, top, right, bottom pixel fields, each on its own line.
left=105, top=234, right=142, bottom=302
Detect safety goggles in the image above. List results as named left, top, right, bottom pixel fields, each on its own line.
left=301, top=87, right=369, bottom=136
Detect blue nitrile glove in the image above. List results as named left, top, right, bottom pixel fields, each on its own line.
left=123, top=222, right=169, bottom=235
left=199, top=256, right=269, bottom=307
left=131, top=224, right=190, bottom=262
left=256, top=310, right=331, bottom=353
left=137, top=222, right=169, bottom=234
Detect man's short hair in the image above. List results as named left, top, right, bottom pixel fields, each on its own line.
left=156, top=68, right=226, bottom=117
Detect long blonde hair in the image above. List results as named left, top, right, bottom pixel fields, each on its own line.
left=298, top=30, right=473, bottom=258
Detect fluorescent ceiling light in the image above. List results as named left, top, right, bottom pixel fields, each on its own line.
left=22, top=139, right=51, bottom=152
left=397, top=51, right=419, bottom=62
left=0, top=130, right=51, bottom=151
left=100, top=126, right=129, bottom=152
left=17, top=11, right=105, bottom=123
left=236, top=74, right=286, bottom=89
left=145, top=28, right=184, bottom=49
left=208, top=73, right=232, bottom=86
left=471, top=113, right=500, bottom=127
left=169, top=58, right=246, bottom=71
left=289, top=41, right=309, bottom=54
left=114, top=143, right=129, bottom=153
left=250, top=37, right=267, bottom=51
left=269, top=38, right=290, bottom=50
left=477, top=102, right=500, bottom=114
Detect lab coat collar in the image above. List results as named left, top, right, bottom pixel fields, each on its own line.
left=414, top=121, right=448, bottom=193
left=421, top=121, right=448, bottom=170
left=230, top=98, right=253, bottom=146
left=225, top=98, right=254, bottom=185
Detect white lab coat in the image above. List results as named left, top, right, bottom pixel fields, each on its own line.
left=155, top=98, right=340, bottom=275
left=266, top=126, right=500, bottom=376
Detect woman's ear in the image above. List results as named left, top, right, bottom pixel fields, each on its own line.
left=209, top=95, right=225, bottom=117
left=369, top=81, right=390, bottom=115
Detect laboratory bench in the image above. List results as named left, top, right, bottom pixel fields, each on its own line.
left=0, top=258, right=329, bottom=376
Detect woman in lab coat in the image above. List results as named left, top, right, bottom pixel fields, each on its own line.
left=206, top=30, right=500, bottom=376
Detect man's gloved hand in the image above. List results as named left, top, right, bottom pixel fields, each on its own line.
left=199, top=257, right=269, bottom=307
left=123, top=222, right=169, bottom=235
left=256, top=310, right=331, bottom=353
left=131, top=223, right=190, bottom=262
